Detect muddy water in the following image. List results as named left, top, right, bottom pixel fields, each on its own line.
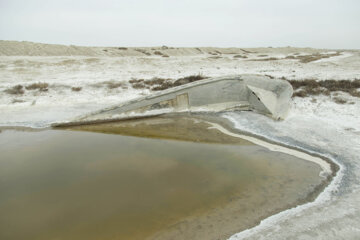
left=0, top=118, right=324, bottom=240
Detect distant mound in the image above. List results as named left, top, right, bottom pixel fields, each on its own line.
left=0, top=40, right=322, bottom=56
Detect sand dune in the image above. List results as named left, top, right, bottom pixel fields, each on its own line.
left=0, top=40, right=326, bottom=56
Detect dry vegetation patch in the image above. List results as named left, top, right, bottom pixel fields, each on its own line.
left=71, top=87, right=82, bottom=92
left=129, top=74, right=207, bottom=91
left=104, top=81, right=126, bottom=89
left=26, top=82, right=49, bottom=91
left=288, top=79, right=360, bottom=98
left=135, top=49, right=151, bottom=56
left=250, top=57, right=280, bottom=61
left=4, top=85, right=25, bottom=95
left=286, top=52, right=341, bottom=63
left=233, top=55, right=248, bottom=59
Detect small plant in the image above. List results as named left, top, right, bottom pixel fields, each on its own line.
left=118, top=47, right=128, bottom=50
left=71, top=87, right=82, bottom=92
left=129, top=79, right=145, bottom=84
left=154, top=51, right=164, bottom=56
left=4, top=85, right=24, bottom=95
left=333, top=97, right=347, bottom=104
left=26, top=82, right=49, bottom=91
left=173, top=74, right=207, bottom=86
left=135, top=49, right=151, bottom=56
left=132, top=83, right=146, bottom=89
left=233, top=55, right=247, bottom=59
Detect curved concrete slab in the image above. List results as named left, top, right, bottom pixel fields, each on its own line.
left=57, top=75, right=293, bottom=126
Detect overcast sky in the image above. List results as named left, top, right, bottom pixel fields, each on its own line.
left=0, top=0, right=359, bottom=49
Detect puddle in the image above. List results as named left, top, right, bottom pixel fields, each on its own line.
left=0, top=117, right=325, bottom=240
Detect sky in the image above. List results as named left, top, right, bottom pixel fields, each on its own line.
left=0, top=0, right=359, bottom=49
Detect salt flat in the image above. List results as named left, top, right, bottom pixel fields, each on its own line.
left=0, top=41, right=359, bottom=239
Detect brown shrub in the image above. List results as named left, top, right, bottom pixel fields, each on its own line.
left=251, top=57, right=279, bottom=61
left=71, top=87, right=82, bottom=92
left=129, top=79, right=144, bottom=84
left=144, top=78, right=166, bottom=86
left=233, top=55, right=247, bottom=59
left=293, top=90, right=307, bottom=98
left=132, top=83, right=146, bottom=89
left=5, top=85, right=24, bottom=95
left=295, top=52, right=340, bottom=63
left=135, top=49, right=151, bottom=56
left=173, top=74, right=207, bottom=86
left=333, top=97, right=347, bottom=104
left=154, top=51, right=164, bottom=56
left=151, top=82, right=174, bottom=91
left=118, top=47, right=128, bottom=50
left=105, top=81, right=126, bottom=89
left=288, top=79, right=360, bottom=98
left=26, top=82, right=49, bottom=91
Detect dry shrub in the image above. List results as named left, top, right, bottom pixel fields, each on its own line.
left=173, top=74, right=207, bottom=86
left=151, top=82, right=174, bottom=91
left=291, top=52, right=341, bottom=63
left=130, top=74, right=207, bottom=91
left=333, top=97, right=347, bottom=104
left=5, top=85, right=24, bottom=95
left=257, top=54, right=268, bottom=57
left=288, top=79, right=360, bottom=98
left=144, top=78, right=166, bottom=86
left=129, top=79, right=144, bottom=84
left=233, top=55, right=247, bottom=59
left=154, top=51, right=164, bottom=56
left=135, top=49, right=151, bottom=56
left=251, top=57, right=279, bottom=61
left=26, top=82, right=49, bottom=91
left=118, top=47, right=128, bottom=50
left=105, top=81, right=126, bottom=89
left=162, top=54, right=170, bottom=58
left=132, top=83, right=146, bottom=89
left=71, top=87, right=82, bottom=92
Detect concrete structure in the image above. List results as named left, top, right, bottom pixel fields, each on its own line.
left=61, top=75, right=293, bottom=125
